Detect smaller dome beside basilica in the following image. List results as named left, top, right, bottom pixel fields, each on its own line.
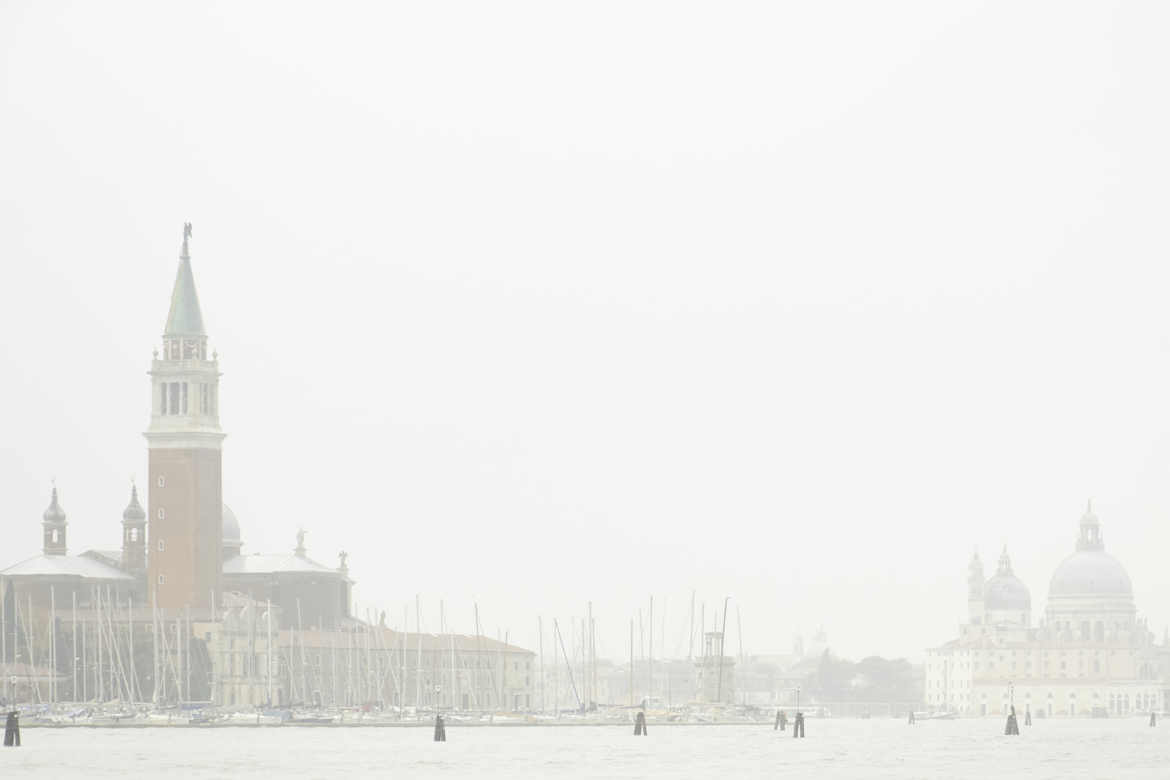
left=984, top=547, right=1031, bottom=611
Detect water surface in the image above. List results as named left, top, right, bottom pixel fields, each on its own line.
left=2, top=719, right=1166, bottom=778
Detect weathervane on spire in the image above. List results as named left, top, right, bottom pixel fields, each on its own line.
left=181, top=222, right=193, bottom=257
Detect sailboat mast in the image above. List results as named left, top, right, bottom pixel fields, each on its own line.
left=267, top=598, right=273, bottom=706
left=95, top=588, right=103, bottom=701
left=715, top=596, right=729, bottom=703
left=591, top=616, right=597, bottom=710
left=553, top=618, right=581, bottom=709
left=472, top=605, right=481, bottom=710
left=71, top=591, right=77, bottom=702
left=688, top=590, right=695, bottom=661
left=415, top=595, right=422, bottom=708
left=128, top=595, right=137, bottom=702
left=628, top=618, right=634, bottom=707
left=647, top=596, right=653, bottom=706
left=538, top=616, right=545, bottom=713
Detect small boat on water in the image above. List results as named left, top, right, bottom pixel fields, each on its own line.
left=917, top=711, right=957, bottom=721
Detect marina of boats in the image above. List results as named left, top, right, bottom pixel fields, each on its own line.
left=10, top=702, right=814, bottom=728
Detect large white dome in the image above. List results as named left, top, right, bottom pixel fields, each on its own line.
left=1049, top=550, right=1132, bottom=598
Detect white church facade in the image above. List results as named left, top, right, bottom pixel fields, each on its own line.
left=925, top=505, right=1166, bottom=717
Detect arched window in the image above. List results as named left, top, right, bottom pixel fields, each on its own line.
left=130, top=528, right=139, bottom=543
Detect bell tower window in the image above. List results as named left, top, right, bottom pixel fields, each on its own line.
left=181, top=382, right=188, bottom=413
left=168, top=383, right=180, bottom=414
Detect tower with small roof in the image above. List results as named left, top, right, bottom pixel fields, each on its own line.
left=145, top=223, right=225, bottom=609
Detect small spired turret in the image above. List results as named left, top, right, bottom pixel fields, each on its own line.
left=42, top=485, right=67, bottom=556
left=121, top=483, right=146, bottom=572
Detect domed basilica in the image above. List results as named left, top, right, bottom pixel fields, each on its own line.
left=925, top=504, right=1166, bottom=717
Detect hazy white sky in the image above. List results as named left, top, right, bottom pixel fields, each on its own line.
left=3, top=1, right=1170, bottom=662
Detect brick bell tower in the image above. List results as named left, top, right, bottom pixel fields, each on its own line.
left=146, top=223, right=224, bottom=610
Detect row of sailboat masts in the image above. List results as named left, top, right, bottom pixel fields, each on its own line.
left=0, top=582, right=207, bottom=706
left=546, top=594, right=699, bottom=712
left=0, top=584, right=533, bottom=711
left=274, top=598, right=519, bottom=711
left=538, top=604, right=601, bottom=713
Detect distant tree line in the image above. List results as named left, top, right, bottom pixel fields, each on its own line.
left=804, top=651, right=922, bottom=703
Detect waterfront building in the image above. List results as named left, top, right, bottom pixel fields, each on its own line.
left=0, top=225, right=535, bottom=709
left=925, top=505, right=1165, bottom=717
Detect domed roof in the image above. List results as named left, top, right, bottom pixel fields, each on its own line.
left=1049, top=503, right=1133, bottom=600
left=43, top=487, right=66, bottom=524
left=986, top=573, right=1031, bottom=609
left=984, top=548, right=1031, bottom=610
left=1049, top=550, right=1133, bottom=598
left=122, top=485, right=145, bottom=522
left=222, top=503, right=241, bottom=546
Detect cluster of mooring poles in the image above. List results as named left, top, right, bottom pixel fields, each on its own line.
left=774, top=710, right=787, bottom=731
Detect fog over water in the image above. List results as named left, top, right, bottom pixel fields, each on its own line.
left=4, top=721, right=1169, bottom=779
left=4, top=1, right=1170, bottom=662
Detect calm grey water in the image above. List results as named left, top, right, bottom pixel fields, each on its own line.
left=2, top=720, right=1168, bottom=778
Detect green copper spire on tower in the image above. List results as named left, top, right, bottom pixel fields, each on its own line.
left=164, top=222, right=206, bottom=336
